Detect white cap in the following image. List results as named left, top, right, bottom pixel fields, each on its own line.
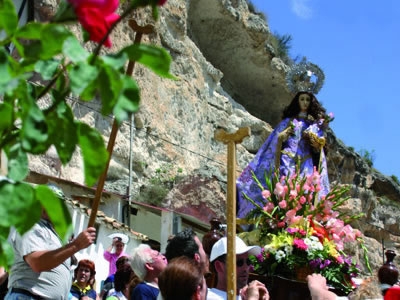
left=210, top=236, right=261, bottom=262
left=108, top=233, right=129, bottom=244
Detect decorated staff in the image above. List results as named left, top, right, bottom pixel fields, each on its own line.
left=88, top=21, right=155, bottom=227
left=214, top=127, right=250, bottom=300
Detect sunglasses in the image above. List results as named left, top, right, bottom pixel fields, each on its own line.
left=236, top=258, right=252, bottom=267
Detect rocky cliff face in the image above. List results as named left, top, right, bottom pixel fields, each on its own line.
left=30, top=0, right=400, bottom=273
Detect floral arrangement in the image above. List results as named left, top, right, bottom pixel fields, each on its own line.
left=238, top=166, right=370, bottom=294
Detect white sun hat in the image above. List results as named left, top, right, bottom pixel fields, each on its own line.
left=210, top=236, right=261, bottom=262
left=108, top=233, right=129, bottom=244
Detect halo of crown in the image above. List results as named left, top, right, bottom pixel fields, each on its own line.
left=286, top=59, right=325, bottom=95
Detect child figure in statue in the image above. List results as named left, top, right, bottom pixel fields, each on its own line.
left=236, top=91, right=330, bottom=219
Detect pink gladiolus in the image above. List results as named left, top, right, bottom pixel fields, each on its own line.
left=274, top=182, right=287, bottom=198
left=263, top=202, right=274, bottom=213
left=261, top=189, right=271, bottom=199
left=278, top=200, right=287, bottom=209
left=68, top=0, right=120, bottom=48
left=299, top=196, right=306, bottom=205
left=289, top=189, right=297, bottom=199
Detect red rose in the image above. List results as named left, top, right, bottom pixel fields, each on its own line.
left=68, top=0, right=120, bottom=48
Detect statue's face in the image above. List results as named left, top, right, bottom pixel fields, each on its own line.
left=298, top=93, right=311, bottom=112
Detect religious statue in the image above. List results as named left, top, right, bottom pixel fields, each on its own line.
left=236, top=61, right=330, bottom=219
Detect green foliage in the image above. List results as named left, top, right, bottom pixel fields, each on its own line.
left=139, top=164, right=184, bottom=205
left=357, top=149, right=375, bottom=167
left=391, top=175, right=399, bottom=185
left=267, top=31, right=294, bottom=65
left=0, top=0, right=174, bottom=267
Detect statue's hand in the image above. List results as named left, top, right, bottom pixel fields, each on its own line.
left=278, top=127, right=293, bottom=142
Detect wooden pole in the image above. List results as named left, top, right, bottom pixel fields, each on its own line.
left=88, top=20, right=155, bottom=227
left=214, top=127, right=250, bottom=300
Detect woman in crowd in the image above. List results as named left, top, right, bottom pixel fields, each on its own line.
left=236, top=91, right=330, bottom=219
left=158, top=256, right=207, bottom=300
left=106, top=264, right=137, bottom=300
left=70, top=259, right=98, bottom=300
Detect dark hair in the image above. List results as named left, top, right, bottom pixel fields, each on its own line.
left=116, top=255, right=130, bottom=270
left=74, top=259, right=96, bottom=283
left=282, top=91, right=326, bottom=120
left=165, top=228, right=199, bottom=261
left=158, top=256, right=204, bottom=300
left=114, top=264, right=135, bottom=292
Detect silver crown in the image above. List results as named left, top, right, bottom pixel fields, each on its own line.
left=286, top=59, right=325, bottom=95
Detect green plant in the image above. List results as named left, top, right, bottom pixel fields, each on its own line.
left=0, top=0, right=173, bottom=267
left=358, top=149, right=375, bottom=167
left=269, top=31, right=293, bottom=64
left=391, top=175, right=399, bottom=185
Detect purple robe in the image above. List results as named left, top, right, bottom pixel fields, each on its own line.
left=236, top=117, right=330, bottom=219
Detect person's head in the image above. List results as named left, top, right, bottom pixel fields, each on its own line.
left=210, top=236, right=261, bottom=292
left=113, top=264, right=135, bottom=293
left=74, top=259, right=96, bottom=288
left=113, top=237, right=125, bottom=255
left=158, top=256, right=207, bottom=300
left=282, top=91, right=326, bottom=120
left=165, top=228, right=208, bottom=272
left=130, top=244, right=168, bottom=281
left=348, top=277, right=383, bottom=300
left=116, top=255, right=130, bottom=271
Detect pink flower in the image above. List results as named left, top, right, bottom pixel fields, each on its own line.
left=278, top=200, right=287, bottom=209
left=289, top=189, right=297, bottom=199
left=336, top=255, right=344, bottom=264
left=263, top=202, right=274, bottom=213
left=287, top=227, right=298, bottom=234
left=277, top=221, right=286, bottom=228
left=261, top=190, right=271, bottom=199
left=274, top=182, right=287, bottom=198
left=293, top=238, right=308, bottom=250
left=299, top=196, right=306, bottom=205
left=68, top=0, right=120, bottom=48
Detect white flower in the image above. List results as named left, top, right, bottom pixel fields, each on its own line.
left=275, top=250, right=286, bottom=262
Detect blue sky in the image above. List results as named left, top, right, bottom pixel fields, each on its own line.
left=250, top=0, right=400, bottom=179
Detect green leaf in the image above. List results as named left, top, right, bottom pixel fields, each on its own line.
left=102, top=51, right=129, bottom=71
left=36, top=185, right=72, bottom=241
left=6, top=143, right=29, bottom=181
left=121, top=44, right=176, bottom=79
left=98, top=64, right=123, bottom=115
left=20, top=103, right=49, bottom=153
left=78, top=123, right=109, bottom=187
left=113, top=75, right=140, bottom=124
left=13, top=23, right=71, bottom=60
left=14, top=22, right=44, bottom=40
left=0, top=47, right=12, bottom=86
left=0, top=180, right=41, bottom=234
left=0, top=0, right=18, bottom=36
left=63, top=36, right=90, bottom=63
left=34, top=59, right=60, bottom=80
left=0, top=101, right=13, bottom=133
left=0, top=235, right=15, bottom=269
left=46, top=99, right=78, bottom=164
left=40, top=24, right=72, bottom=60
left=68, top=62, right=99, bottom=97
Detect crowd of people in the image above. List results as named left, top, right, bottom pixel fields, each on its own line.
left=2, top=213, right=399, bottom=300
